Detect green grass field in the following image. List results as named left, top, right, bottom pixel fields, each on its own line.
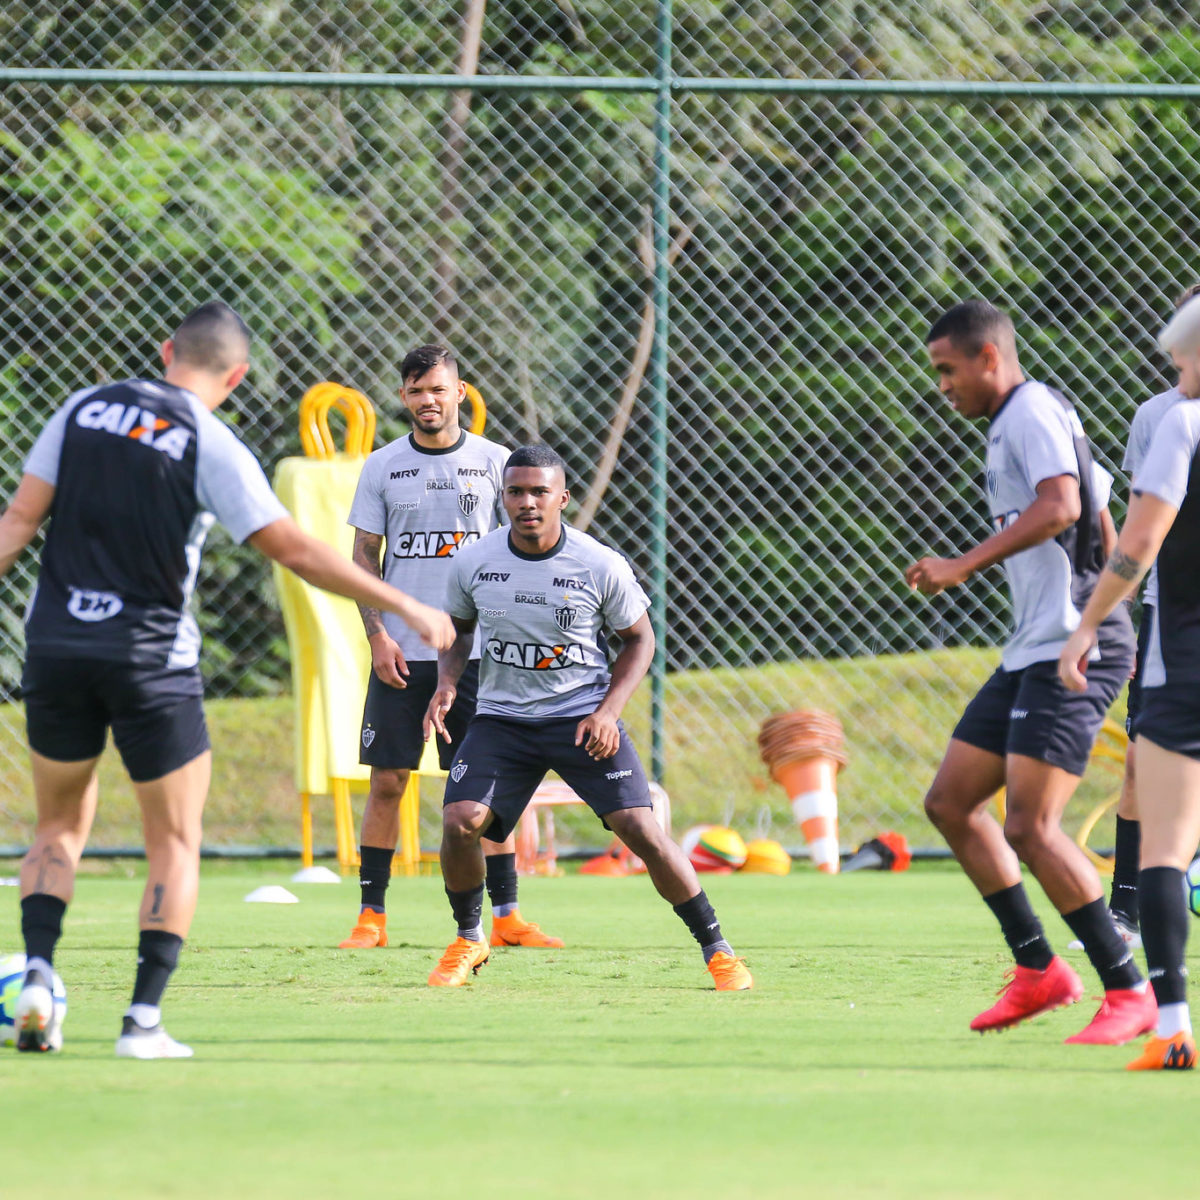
left=1, top=862, right=1192, bottom=1199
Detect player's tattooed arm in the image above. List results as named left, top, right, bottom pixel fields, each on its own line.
left=1106, top=548, right=1146, bottom=582
left=352, top=528, right=386, bottom=637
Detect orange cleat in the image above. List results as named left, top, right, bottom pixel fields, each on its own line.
left=1126, top=1032, right=1197, bottom=1071
left=970, top=956, right=1083, bottom=1032
left=1065, top=987, right=1157, bottom=1045
left=338, top=909, right=388, bottom=949
left=490, top=911, right=565, bottom=948
left=428, top=937, right=489, bottom=987
left=707, top=951, right=753, bottom=991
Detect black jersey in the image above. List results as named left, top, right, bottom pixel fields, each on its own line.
left=23, top=379, right=287, bottom=668
left=1132, top=398, right=1200, bottom=688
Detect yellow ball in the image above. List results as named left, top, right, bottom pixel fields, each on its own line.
left=740, top=839, right=791, bottom=875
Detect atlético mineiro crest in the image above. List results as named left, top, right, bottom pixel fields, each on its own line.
left=458, top=490, right=479, bottom=517
left=361, top=727, right=376, bottom=748
left=554, top=604, right=577, bottom=633
left=451, top=762, right=468, bottom=782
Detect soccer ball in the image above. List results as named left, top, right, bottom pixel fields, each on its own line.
left=0, top=953, right=67, bottom=1046
left=689, top=826, right=748, bottom=872
left=1184, top=859, right=1200, bottom=919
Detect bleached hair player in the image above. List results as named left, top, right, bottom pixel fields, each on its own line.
left=1058, top=290, right=1200, bottom=1069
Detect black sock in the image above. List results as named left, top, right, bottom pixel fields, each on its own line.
left=1109, top=816, right=1140, bottom=925
left=982, top=883, right=1054, bottom=970
left=1141, top=866, right=1190, bottom=1007
left=446, top=885, right=484, bottom=934
left=673, top=891, right=724, bottom=950
left=1062, top=897, right=1142, bottom=991
left=485, top=852, right=519, bottom=910
left=131, top=930, right=184, bottom=1008
left=21, top=893, right=66, bottom=967
left=359, top=845, right=393, bottom=913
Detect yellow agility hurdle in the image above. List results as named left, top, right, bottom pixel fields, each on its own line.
left=274, top=383, right=376, bottom=871
left=991, top=717, right=1128, bottom=875
left=1074, top=718, right=1129, bottom=874
left=273, top=380, right=489, bottom=872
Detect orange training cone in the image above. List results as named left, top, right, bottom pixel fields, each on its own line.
left=757, top=710, right=847, bottom=874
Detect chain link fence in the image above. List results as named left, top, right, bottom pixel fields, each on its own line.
left=2, top=2, right=1198, bottom=849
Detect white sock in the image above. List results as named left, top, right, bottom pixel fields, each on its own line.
left=24, top=956, right=53, bottom=985
left=127, top=1003, right=161, bottom=1030
left=458, top=924, right=484, bottom=943
left=1156, top=1002, right=1192, bottom=1039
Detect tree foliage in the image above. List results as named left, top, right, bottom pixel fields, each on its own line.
left=2, top=1, right=1199, bottom=695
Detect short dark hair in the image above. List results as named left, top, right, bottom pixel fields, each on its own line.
left=505, top=444, right=567, bottom=482
left=171, top=302, right=250, bottom=374
left=401, top=344, right=458, bottom=384
left=927, top=300, right=1016, bottom=357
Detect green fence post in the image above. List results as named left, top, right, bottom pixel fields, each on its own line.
left=649, top=0, right=673, bottom=784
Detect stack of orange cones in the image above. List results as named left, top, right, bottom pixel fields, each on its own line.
left=757, top=709, right=847, bottom=874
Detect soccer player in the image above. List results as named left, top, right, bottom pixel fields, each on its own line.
left=906, top=300, right=1153, bottom=1044
left=1078, top=284, right=1200, bottom=950
left=422, top=444, right=752, bottom=991
left=1059, top=292, right=1200, bottom=1070
left=337, top=345, right=562, bottom=952
left=1, top=302, right=454, bottom=1058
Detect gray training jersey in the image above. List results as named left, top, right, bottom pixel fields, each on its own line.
left=347, top=430, right=508, bottom=662
left=445, top=524, right=651, bottom=720
left=985, top=380, right=1131, bottom=670
left=1131, top=398, right=1200, bottom=688
left=1122, top=386, right=1183, bottom=610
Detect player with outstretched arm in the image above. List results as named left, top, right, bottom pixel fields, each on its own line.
left=3, top=303, right=453, bottom=1059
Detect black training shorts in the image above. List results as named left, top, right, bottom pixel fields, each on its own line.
left=359, top=660, right=479, bottom=770
left=441, top=713, right=653, bottom=842
left=1137, top=681, right=1200, bottom=762
left=22, top=655, right=209, bottom=783
left=952, top=644, right=1132, bottom=777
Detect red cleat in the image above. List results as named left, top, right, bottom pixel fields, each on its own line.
left=1065, top=987, right=1157, bottom=1045
left=970, top=956, right=1083, bottom=1032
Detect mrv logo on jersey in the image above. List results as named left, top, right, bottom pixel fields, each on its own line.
left=75, top=400, right=192, bottom=461
left=391, top=530, right=481, bottom=559
left=485, top=640, right=589, bottom=670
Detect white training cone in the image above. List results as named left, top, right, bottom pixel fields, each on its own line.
left=291, top=866, right=341, bottom=884
left=244, top=885, right=299, bottom=904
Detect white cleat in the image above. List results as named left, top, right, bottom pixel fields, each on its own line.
left=1113, top=913, right=1143, bottom=950
left=1068, top=911, right=1142, bottom=952
left=15, top=978, right=62, bottom=1053
left=115, top=1018, right=194, bottom=1060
